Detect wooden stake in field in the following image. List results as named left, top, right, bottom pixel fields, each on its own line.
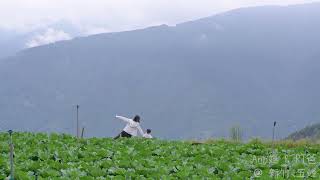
left=272, top=121, right=277, bottom=151
left=76, top=105, right=79, bottom=138
left=81, top=127, right=85, bottom=138
left=8, top=130, right=14, bottom=180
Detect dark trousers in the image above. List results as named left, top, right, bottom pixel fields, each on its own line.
left=114, top=131, right=132, bottom=139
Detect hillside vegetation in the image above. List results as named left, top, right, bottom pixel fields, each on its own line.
left=0, top=133, right=319, bottom=179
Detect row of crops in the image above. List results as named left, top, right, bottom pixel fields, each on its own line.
left=0, top=132, right=319, bottom=179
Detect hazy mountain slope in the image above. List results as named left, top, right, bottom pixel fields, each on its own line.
left=286, top=123, right=320, bottom=140
left=0, top=3, right=320, bottom=139
left=0, top=29, right=25, bottom=58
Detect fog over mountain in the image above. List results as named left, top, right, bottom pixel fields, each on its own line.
left=0, top=29, right=25, bottom=59
left=0, top=3, right=320, bottom=139
left=0, top=21, right=81, bottom=59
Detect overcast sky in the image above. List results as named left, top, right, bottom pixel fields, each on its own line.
left=1, top=0, right=320, bottom=32
left=1, top=0, right=319, bottom=47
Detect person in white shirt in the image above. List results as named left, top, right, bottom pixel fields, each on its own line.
left=114, top=115, right=144, bottom=139
left=143, top=129, right=153, bottom=139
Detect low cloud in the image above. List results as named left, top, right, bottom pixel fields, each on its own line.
left=83, top=27, right=111, bottom=36
left=26, top=28, right=72, bottom=48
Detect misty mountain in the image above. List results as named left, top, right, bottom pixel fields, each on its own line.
left=286, top=123, right=320, bottom=141
left=0, top=21, right=80, bottom=58
left=0, top=3, right=320, bottom=139
left=0, top=29, right=25, bottom=58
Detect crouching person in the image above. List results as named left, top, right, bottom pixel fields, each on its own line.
left=143, top=129, right=153, bottom=139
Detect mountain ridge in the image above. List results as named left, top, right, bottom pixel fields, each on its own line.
left=1, top=3, right=320, bottom=139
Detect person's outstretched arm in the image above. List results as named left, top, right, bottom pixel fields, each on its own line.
left=137, top=125, right=144, bottom=136
left=115, top=115, right=131, bottom=123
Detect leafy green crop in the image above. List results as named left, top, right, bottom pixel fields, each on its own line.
left=0, top=132, right=319, bottom=179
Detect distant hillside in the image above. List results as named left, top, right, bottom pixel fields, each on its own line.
left=286, top=123, right=320, bottom=140
left=1, top=3, right=320, bottom=139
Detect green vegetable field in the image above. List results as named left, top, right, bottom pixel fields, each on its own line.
left=0, top=133, right=319, bottom=179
